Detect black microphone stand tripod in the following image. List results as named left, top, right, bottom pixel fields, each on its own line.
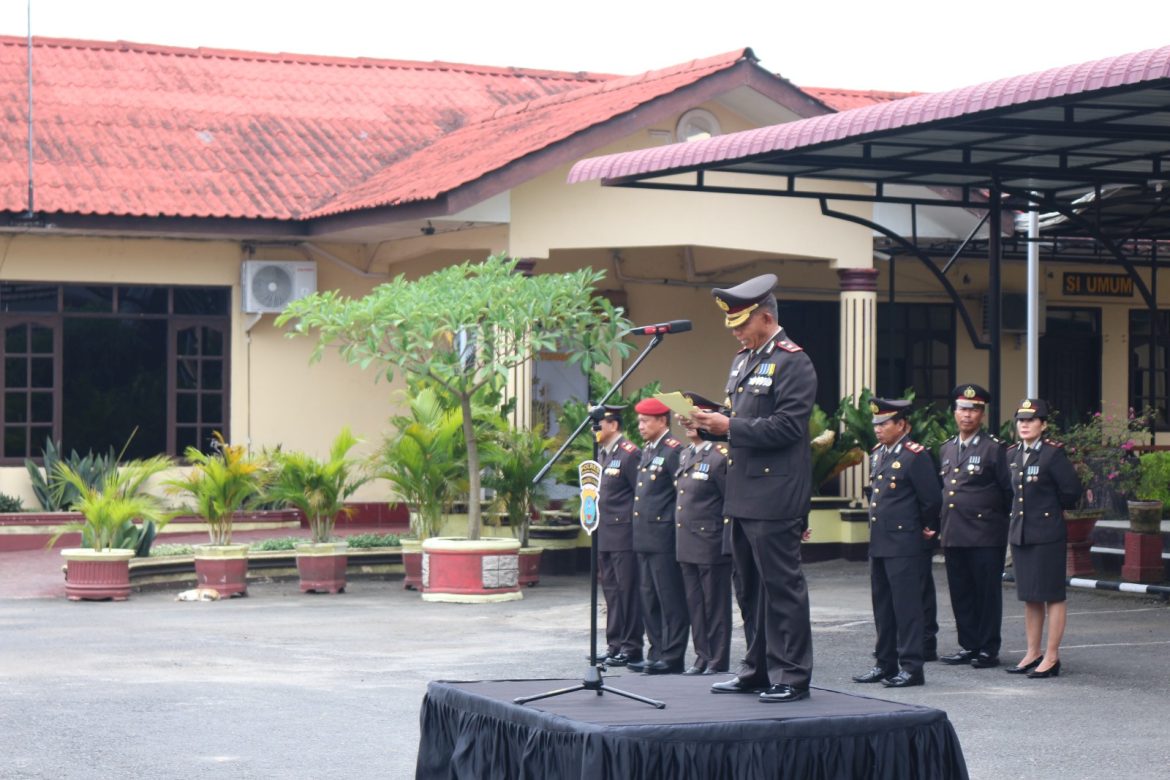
left=514, top=333, right=671, bottom=709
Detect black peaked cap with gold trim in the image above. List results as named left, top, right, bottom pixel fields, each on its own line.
left=711, top=273, right=777, bottom=328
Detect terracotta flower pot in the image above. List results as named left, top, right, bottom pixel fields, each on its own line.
left=518, top=546, right=543, bottom=587
left=295, top=542, right=348, bottom=594
left=401, top=539, right=424, bottom=591
left=1127, top=500, right=1164, bottom=535
left=420, top=537, right=523, bottom=603
left=61, top=548, right=136, bottom=601
left=193, top=544, right=250, bottom=597
left=1063, top=509, right=1103, bottom=577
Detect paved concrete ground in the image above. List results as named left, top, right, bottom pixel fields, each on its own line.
left=2, top=560, right=1168, bottom=779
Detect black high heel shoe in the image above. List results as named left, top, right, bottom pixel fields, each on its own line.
left=1004, top=656, right=1043, bottom=675
left=1027, top=659, right=1061, bottom=679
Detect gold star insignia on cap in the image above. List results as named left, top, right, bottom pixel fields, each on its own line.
left=715, top=297, right=730, bottom=312
left=1021, top=399, right=1032, bottom=409
left=964, top=386, right=976, bottom=398
left=869, top=402, right=880, bottom=414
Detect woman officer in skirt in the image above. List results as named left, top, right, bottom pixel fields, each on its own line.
left=1004, top=399, right=1081, bottom=679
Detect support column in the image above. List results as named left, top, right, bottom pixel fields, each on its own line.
left=838, top=268, right=879, bottom=503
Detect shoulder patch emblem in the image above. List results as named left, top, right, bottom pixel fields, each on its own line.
left=904, top=441, right=925, bottom=454
left=776, top=339, right=803, bottom=353
left=663, top=437, right=682, bottom=449
left=1044, top=438, right=1065, bottom=448
left=716, top=445, right=729, bottom=455
left=619, top=440, right=638, bottom=453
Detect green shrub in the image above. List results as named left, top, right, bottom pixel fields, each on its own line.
left=150, top=543, right=195, bottom=557
left=0, top=492, right=24, bottom=512
left=248, top=536, right=310, bottom=552
left=25, top=438, right=119, bottom=511
left=344, top=532, right=401, bottom=548
left=1137, top=451, right=1170, bottom=506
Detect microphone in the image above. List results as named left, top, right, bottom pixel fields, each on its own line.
left=627, top=320, right=693, bottom=336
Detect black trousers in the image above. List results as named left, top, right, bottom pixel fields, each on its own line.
left=679, top=560, right=732, bottom=672
left=922, top=548, right=939, bottom=654
left=871, top=554, right=927, bottom=674
left=637, top=552, right=690, bottom=665
left=943, top=545, right=1007, bottom=655
left=598, top=550, right=643, bottom=658
left=732, top=516, right=813, bottom=688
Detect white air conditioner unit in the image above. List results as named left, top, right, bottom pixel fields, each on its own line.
left=241, top=260, right=317, bottom=313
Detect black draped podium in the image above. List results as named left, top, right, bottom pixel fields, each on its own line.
left=417, top=674, right=968, bottom=779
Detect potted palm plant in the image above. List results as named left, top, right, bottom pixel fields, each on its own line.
left=267, top=427, right=370, bottom=594
left=280, top=256, right=629, bottom=602
left=166, top=433, right=270, bottom=597
left=376, top=386, right=466, bottom=590
left=49, top=455, right=173, bottom=601
left=483, top=420, right=556, bottom=586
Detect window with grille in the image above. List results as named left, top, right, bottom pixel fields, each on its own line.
left=0, top=283, right=230, bottom=462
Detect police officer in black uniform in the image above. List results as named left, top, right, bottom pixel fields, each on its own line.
left=674, top=403, right=732, bottom=675
left=627, top=397, right=689, bottom=674
left=596, top=405, right=644, bottom=666
left=1004, top=398, right=1081, bottom=679
left=852, top=398, right=942, bottom=688
left=937, top=383, right=1012, bottom=669
left=691, top=273, right=817, bottom=704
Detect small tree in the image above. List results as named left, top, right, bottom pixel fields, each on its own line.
left=267, top=427, right=370, bottom=544
left=278, top=256, right=630, bottom=540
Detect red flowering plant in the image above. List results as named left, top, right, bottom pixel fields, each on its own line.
left=1058, top=405, right=1152, bottom=516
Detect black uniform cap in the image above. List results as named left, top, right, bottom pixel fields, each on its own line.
left=1013, top=398, right=1050, bottom=420
left=711, top=273, right=777, bottom=328
left=870, top=397, right=912, bottom=424
left=952, top=383, right=991, bottom=409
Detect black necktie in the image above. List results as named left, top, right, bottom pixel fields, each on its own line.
left=959, top=442, right=967, bottom=455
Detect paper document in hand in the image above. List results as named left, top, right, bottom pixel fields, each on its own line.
left=653, top=392, right=697, bottom=417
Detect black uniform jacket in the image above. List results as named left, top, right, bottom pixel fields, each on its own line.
left=938, top=433, right=1012, bottom=548
left=867, top=438, right=942, bottom=558
left=674, top=442, right=730, bottom=565
left=1007, top=439, right=1081, bottom=546
left=722, top=328, right=817, bottom=521
left=632, top=434, right=683, bottom=554
left=598, top=436, right=641, bottom=552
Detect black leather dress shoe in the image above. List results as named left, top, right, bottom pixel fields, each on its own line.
left=970, top=652, right=1000, bottom=669
left=626, top=659, right=651, bottom=672
left=644, top=659, right=685, bottom=675
left=1026, top=659, right=1061, bottom=679
left=711, top=677, right=768, bottom=694
left=1004, top=656, right=1043, bottom=675
left=852, top=666, right=897, bottom=684
left=759, top=684, right=809, bottom=703
left=939, top=649, right=975, bottom=665
left=682, top=665, right=706, bottom=676
left=881, top=670, right=925, bottom=688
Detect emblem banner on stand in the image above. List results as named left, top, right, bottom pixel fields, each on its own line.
left=578, top=460, right=601, bottom=535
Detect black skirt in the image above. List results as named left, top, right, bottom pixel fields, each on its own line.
left=1012, top=540, right=1067, bottom=602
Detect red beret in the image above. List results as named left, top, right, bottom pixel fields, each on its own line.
left=634, top=397, right=670, bottom=416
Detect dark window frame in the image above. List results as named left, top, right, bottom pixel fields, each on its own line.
left=0, top=283, right=230, bottom=463
left=876, top=302, right=956, bottom=410
left=1129, top=308, right=1170, bottom=432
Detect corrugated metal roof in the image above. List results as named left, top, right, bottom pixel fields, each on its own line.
left=0, top=36, right=610, bottom=220
left=568, top=45, right=1170, bottom=187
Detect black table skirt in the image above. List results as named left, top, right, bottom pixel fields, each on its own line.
left=417, top=673, right=968, bottom=779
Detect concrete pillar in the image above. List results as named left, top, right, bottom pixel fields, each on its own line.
left=838, top=268, right=879, bottom=503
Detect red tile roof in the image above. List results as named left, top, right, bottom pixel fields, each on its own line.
left=311, top=49, right=758, bottom=216
left=0, top=36, right=611, bottom=220
left=801, top=87, right=919, bottom=111
left=568, top=44, right=1170, bottom=185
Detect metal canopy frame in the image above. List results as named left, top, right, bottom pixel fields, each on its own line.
left=571, top=47, right=1170, bottom=428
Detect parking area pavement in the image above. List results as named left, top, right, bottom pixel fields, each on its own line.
left=1, top=559, right=1168, bottom=779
